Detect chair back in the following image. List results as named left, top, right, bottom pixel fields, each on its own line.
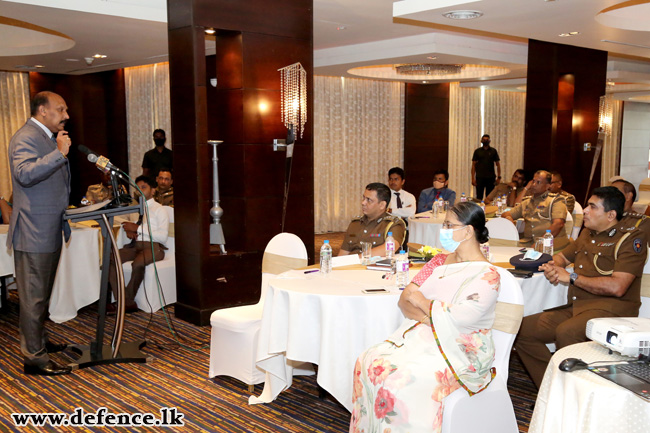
left=260, top=233, right=308, bottom=300
left=571, top=201, right=583, bottom=240
left=564, top=211, right=574, bottom=239
left=162, top=206, right=174, bottom=254
left=486, top=218, right=519, bottom=245
left=491, top=267, right=524, bottom=382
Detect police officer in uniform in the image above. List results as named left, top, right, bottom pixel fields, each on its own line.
left=612, top=179, right=650, bottom=243
left=515, top=187, right=647, bottom=388
left=153, top=168, right=174, bottom=207
left=502, top=170, right=569, bottom=252
left=339, top=183, right=406, bottom=256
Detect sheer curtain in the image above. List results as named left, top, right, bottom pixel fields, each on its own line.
left=448, top=82, right=481, bottom=202
left=0, top=71, right=30, bottom=197
left=314, top=76, right=404, bottom=233
left=600, top=99, right=623, bottom=186
left=124, top=62, right=172, bottom=177
left=484, top=89, right=526, bottom=185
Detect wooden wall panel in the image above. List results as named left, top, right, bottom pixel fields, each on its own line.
left=524, top=40, right=607, bottom=204
left=403, top=83, right=450, bottom=202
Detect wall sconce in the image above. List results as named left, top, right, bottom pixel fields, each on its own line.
left=585, top=93, right=614, bottom=203
left=210, top=78, right=217, bottom=87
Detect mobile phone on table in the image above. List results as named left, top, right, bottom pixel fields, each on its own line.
left=362, top=288, right=389, bottom=294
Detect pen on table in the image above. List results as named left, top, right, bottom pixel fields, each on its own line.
left=414, top=216, right=430, bottom=219
left=304, top=269, right=319, bottom=274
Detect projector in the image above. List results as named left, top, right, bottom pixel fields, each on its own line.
left=586, top=317, right=650, bottom=357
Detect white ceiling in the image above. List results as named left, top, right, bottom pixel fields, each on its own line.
left=1, top=0, right=650, bottom=99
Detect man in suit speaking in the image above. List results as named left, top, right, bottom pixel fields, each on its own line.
left=8, top=91, right=72, bottom=376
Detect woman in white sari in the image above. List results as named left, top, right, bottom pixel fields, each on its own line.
left=351, top=202, right=500, bottom=433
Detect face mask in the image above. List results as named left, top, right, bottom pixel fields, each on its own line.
left=154, top=138, right=165, bottom=147
left=433, top=181, right=445, bottom=189
left=439, top=227, right=466, bottom=252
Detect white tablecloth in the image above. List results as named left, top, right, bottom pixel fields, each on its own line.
left=530, top=342, right=650, bottom=433
left=0, top=224, right=101, bottom=323
left=490, top=246, right=568, bottom=317
left=250, top=268, right=413, bottom=411
left=408, top=211, right=444, bottom=247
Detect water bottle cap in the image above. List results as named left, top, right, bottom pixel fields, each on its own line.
left=324, top=240, right=329, bottom=243
left=399, top=250, right=405, bottom=254
left=387, top=232, right=393, bottom=236
left=546, top=230, right=551, bottom=233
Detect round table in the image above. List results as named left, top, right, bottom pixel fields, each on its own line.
left=250, top=268, right=414, bottom=411
left=530, top=341, right=650, bottom=433
left=408, top=211, right=445, bottom=248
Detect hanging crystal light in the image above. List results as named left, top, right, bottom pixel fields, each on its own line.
left=278, top=62, right=307, bottom=139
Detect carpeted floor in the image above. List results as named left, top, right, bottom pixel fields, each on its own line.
left=0, top=239, right=538, bottom=432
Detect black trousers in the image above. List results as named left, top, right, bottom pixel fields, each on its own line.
left=15, top=249, right=62, bottom=366
left=475, top=176, right=496, bottom=200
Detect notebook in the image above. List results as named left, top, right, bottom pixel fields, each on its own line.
left=588, top=361, right=650, bottom=401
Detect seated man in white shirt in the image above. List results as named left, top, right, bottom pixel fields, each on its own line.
left=387, top=167, right=416, bottom=219
left=108, top=175, right=169, bottom=313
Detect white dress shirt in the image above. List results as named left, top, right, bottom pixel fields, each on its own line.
left=389, top=188, right=416, bottom=218
left=137, top=198, right=169, bottom=245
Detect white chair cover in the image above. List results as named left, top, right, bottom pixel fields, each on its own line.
left=571, top=201, right=583, bottom=240
left=441, top=267, right=523, bottom=433
left=486, top=217, right=520, bottom=242
left=209, top=233, right=308, bottom=386
left=121, top=205, right=176, bottom=312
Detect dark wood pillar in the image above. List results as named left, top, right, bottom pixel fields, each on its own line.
left=167, top=0, right=314, bottom=325
left=524, top=39, right=607, bottom=203
left=403, top=83, right=450, bottom=198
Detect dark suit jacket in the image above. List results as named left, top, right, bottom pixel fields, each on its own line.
left=7, top=119, right=71, bottom=253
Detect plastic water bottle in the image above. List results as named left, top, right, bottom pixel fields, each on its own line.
left=385, top=232, right=395, bottom=259
left=481, top=242, right=490, bottom=260
left=395, top=250, right=409, bottom=289
left=543, top=230, right=554, bottom=255
left=432, top=200, right=439, bottom=217
left=460, top=192, right=467, bottom=202
left=320, top=240, right=332, bottom=275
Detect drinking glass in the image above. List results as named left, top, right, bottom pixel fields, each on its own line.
left=361, top=242, right=372, bottom=265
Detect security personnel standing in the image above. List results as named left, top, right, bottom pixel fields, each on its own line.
left=515, top=187, right=647, bottom=388
left=339, top=183, right=406, bottom=256
left=503, top=170, right=569, bottom=252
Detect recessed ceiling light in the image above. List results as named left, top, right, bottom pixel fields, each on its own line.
left=423, top=81, right=428, bottom=84
left=442, top=10, right=483, bottom=20
left=92, top=54, right=107, bottom=59
left=427, top=56, right=437, bottom=60
left=34, top=65, right=44, bottom=68
left=337, top=26, right=347, bottom=30
left=204, top=28, right=215, bottom=35
left=559, top=31, right=580, bottom=37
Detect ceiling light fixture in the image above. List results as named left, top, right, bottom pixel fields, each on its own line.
left=395, top=63, right=464, bottom=76
left=92, top=54, right=107, bottom=59
left=205, top=28, right=216, bottom=35
left=559, top=31, right=580, bottom=37
left=442, top=10, right=483, bottom=20
left=427, top=56, right=437, bottom=60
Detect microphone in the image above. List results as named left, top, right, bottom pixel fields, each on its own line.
left=78, top=145, right=124, bottom=174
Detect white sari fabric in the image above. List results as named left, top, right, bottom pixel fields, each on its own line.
left=351, top=262, right=500, bottom=433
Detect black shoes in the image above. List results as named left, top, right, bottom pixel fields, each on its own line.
left=45, top=342, right=68, bottom=353
left=24, top=361, right=72, bottom=376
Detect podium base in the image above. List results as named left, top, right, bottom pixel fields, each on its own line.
left=68, top=341, right=152, bottom=370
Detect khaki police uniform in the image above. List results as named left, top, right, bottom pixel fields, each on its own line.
left=341, top=212, right=406, bottom=255
left=509, top=191, right=569, bottom=251
left=515, top=225, right=647, bottom=387
left=558, top=190, right=576, bottom=214
left=619, top=211, right=650, bottom=246
left=154, top=187, right=174, bottom=207
left=85, top=184, right=111, bottom=204
left=485, top=183, right=525, bottom=207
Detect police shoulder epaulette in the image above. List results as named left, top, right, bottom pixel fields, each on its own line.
left=351, top=215, right=363, bottom=221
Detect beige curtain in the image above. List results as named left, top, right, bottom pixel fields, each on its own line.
left=124, top=62, right=171, bottom=177
left=0, top=71, right=30, bottom=198
left=314, top=76, right=404, bottom=233
left=448, top=82, right=481, bottom=202
left=484, top=89, right=526, bottom=186
left=600, top=99, right=623, bottom=186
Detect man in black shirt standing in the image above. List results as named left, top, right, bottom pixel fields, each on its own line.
left=471, top=134, right=501, bottom=200
left=141, top=129, right=172, bottom=178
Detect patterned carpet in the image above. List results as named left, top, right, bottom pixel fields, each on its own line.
left=0, top=262, right=538, bottom=432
